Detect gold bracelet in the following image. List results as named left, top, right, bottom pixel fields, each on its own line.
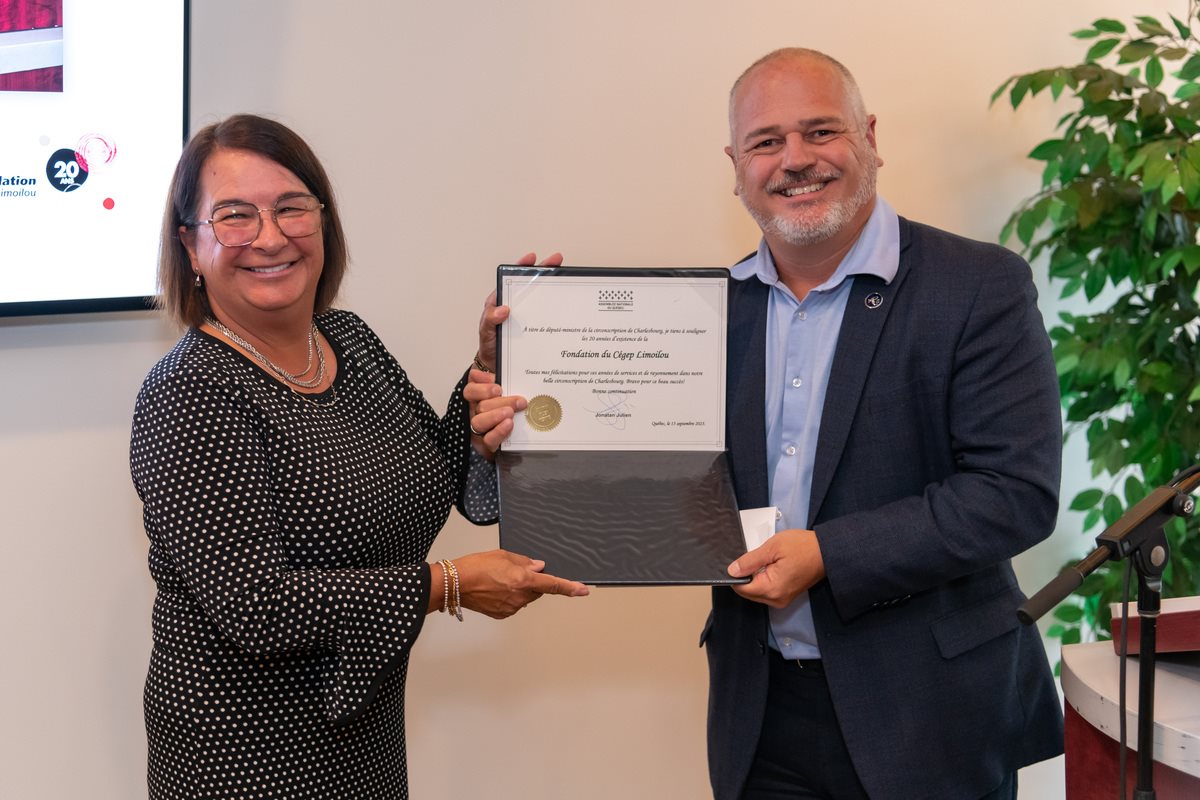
left=441, top=559, right=463, bottom=621
left=436, top=560, right=450, bottom=614
left=472, top=353, right=493, bottom=374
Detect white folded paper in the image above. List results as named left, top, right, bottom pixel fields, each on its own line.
left=739, top=506, right=778, bottom=552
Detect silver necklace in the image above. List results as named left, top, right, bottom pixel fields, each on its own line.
left=207, top=318, right=327, bottom=389
left=296, top=383, right=337, bottom=407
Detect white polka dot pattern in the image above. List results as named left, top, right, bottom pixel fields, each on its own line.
left=130, top=309, right=497, bottom=798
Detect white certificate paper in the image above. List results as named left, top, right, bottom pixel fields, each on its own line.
left=498, top=269, right=727, bottom=451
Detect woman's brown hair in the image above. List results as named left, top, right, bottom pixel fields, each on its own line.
left=157, top=114, right=349, bottom=328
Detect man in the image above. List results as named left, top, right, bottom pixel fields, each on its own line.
left=702, top=48, right=1064, bottom=800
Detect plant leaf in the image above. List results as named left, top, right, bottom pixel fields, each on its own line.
left=1147, top=55, right=1165, bottom=87
left=1136, top=19, right=1171, bottom=38
left=1051, top=71, right=1069, bottom=100
left=1161, top=168, right=1182, bottom=203
left=1163, top=248, right=1186, bottom=276
left=1124, top=145, right=1151, bottom=177
left=1016, top=209, right=1040, bottom=245
left=1070, top=488, right=1105, bottom=510
left=1028, top=139, right=1065, bottom=160
left=1181, top=53, right=1200, bottom=79
left=1010, top=74, right=1035, bottom=108
left=1056, top=353, right=1081, bottom=375
left=1042, top=159, right=1062, bottom=187
left=1053, top=604, right=1085, bottom=622
left=1113, top=358, right=1131, bottom=388
left=1087, top=38, right=1122, bottom=61
left=1144, top=152, right=1173, bottom=190
left=1143, top=361, right=1173, bottom=378
left=1176, top=82, right=1200, bottom=99
left=1124, top=474, right=1146, bottom=506
left=1094, top=18, right=1127, bottom=34
left=1181, top=245, right=1200, bottom=272
left=1102, top=494, right=1125, bottom=525
left=999, top=214, right=1017, bottom=246
left=990, top=77, right=1016, bottom=106
left=1119, top=40, right=1160, bottom=63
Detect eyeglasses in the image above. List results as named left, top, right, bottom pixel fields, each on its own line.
left=196, top=194, right=325, bottom=247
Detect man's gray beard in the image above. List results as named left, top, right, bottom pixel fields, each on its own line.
left=742, top=163, right=877, bottom=247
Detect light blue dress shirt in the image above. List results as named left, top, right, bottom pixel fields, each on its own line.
left=730, top=197, right=901, bottom=659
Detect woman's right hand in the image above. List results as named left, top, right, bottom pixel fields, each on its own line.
left=451, top=549, right=589, bottom=619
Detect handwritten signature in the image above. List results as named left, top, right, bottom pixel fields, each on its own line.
left=586, top=393, right=634, bottom=430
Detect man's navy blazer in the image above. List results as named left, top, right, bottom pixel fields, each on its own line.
left=704, top=217, right=1065, bottom=800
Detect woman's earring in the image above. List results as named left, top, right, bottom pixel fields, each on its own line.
left=194, top=274, right=203, bottom=290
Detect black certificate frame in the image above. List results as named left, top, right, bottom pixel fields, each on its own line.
left=494, top=265, right=749, bottom=586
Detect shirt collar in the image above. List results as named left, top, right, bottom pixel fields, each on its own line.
left=731, top=196, right=900, bottom=291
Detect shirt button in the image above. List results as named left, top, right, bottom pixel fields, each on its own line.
left=785, top=445, right=797, bottom=456
left=796, top=311, right=808, bottom=321
left=775, top=509, right=783, bottom=521
left=782, top=638, right=793, bottom=647
left=791, top=377, right=803, bottom=388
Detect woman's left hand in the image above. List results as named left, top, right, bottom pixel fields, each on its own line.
left=468, top=251, right=560, bottom=457
left=475, top=251, right=563, bottom=371
left=464, top=368, right=526, bottom=458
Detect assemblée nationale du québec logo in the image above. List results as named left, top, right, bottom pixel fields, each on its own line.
left=597, top=288, right=634, bottom=312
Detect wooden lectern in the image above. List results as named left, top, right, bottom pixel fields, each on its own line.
left=1061, top=641, right=1200, bottom=798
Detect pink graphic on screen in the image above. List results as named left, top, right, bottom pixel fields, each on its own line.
left=75, top=133, right=117, bottom=173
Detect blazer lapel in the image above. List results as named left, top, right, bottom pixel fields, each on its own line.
left=726, top=277, right=770, bottom=508
left=808, top=220, right=913, bottom=524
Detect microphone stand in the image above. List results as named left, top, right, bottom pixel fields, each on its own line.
left=1018, top=469, right=1200, bottom=800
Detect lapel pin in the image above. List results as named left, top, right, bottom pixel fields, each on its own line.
left=865, top=292, right=884, bottom=310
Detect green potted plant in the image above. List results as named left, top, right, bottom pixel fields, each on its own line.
left=993, top=3, right=1200, bottom=653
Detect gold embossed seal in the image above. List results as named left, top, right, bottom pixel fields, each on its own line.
left=526, top=395, right=562, bottom=432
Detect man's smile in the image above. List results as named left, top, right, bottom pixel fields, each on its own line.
left=779, top=183, right=827, bottom=197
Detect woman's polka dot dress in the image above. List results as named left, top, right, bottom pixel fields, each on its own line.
left=130, top=309, right=494, bottom=798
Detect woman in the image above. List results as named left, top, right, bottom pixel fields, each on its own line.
left=130, top=113, right=586, bottom=798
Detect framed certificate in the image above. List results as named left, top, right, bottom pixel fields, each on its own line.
left=498, top=267, right=727, bottom=450
left=495, top=266, right=748, bottom=586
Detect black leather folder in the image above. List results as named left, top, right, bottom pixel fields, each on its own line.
left=497, top=449, right=748, bottom=585
left=495, top=266, right=748, bottom=585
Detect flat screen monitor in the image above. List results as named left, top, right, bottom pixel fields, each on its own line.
left=0, top=0, right=189, bottom=317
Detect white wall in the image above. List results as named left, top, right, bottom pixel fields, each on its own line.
left=0, top=1, right=1175, bottom=797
